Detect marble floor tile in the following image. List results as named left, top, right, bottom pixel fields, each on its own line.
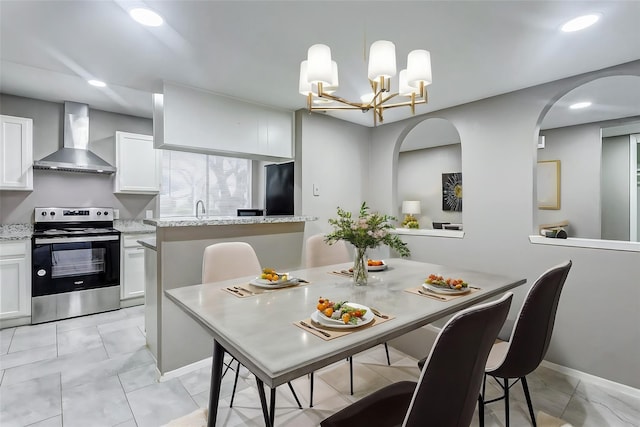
left=61, top=347, right=154, bottom=389
left=316, top=360, right=393, bottom=401
left=0, top=373, right=61, bottom=427
left=100, top=325, right=146, bottom=357
left=8, top=323, right=57, bottom=353
left=118, top=362, right=158, bottom=393
left=56, top=325, right=104, bottom=356
left=1, top=347, right=108, bottom=387
left=61, top=375, right=133, bottom=427
left=97, top=316, right=145, bottom=336
left=0, top=327, right=15, bottom=355
left=113, top=419, right=138, bottom=427
left=563, top=380, right=640, bottom=427
left=126, top=378, right=198, bottom=427
left=26, top=415, right=62, bottom=427
left=55, top=309, right=128, bottom=333
left=0, top=344, right=57, bottom=370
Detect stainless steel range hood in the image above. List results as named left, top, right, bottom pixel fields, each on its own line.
left=33, top=102, right=116, bottom=174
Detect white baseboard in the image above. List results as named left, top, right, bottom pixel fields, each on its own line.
left=158, top=357, right=213, bottom=382
left=540, top=360, right=640, bottom=399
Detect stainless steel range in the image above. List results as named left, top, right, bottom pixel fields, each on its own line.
left=31, top=207, right=121, bottom=324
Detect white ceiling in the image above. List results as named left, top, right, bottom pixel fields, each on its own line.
left=1, top=1, right=639, bottom=128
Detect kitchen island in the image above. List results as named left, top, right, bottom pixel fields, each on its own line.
left=142, top=215, right=317, bottom=376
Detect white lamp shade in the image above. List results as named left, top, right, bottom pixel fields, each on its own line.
left=299, top=61, right=312, bottom=95
left=407, top=49, right=432, bottom=88
left=402, top=200, right=421, bottom=215
left=324, top=61, right=339, bottom=93
left=307, top=44, right=333, bottom=85
left=399, top=69, right=420, bottom=96
left=367, top=40, right=396, bottom=81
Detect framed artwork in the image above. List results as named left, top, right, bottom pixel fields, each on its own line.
left=442, top=172, right=462, bottom=211
left=537, top=160, right=560, bottom=210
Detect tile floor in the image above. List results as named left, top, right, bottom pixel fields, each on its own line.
left=1, top=306, right=638, bottom=427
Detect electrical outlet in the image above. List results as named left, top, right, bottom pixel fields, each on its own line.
left=145, top=210, right=153, bottom=219
left=313, top=184, right=320, bottom=196
left=113, top=209, right=120, bottom=219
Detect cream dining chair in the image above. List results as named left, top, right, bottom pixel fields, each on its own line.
left=202, top=242, right=302, bottom=411
left=305, top=234, right=391, bottom=406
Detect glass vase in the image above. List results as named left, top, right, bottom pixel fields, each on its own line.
left=353, top=247, right=368, bottom=286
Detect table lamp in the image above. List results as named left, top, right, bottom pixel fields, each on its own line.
left=401, top=200, right=421, bottom=229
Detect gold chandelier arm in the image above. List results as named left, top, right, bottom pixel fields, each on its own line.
left=316, top=92, right=368, bottom=109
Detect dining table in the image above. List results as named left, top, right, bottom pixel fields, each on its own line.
left=164, top=258, right=527, bottom=427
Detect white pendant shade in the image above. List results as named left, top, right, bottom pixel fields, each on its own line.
left=324, top=61, right=339, bottom=93
left=307, top=44, right=333, bottom=85
left=399, top=70, right=419, bottom=96
left=298, top=61, right=312, bottom=95
left=407, top=49, right=432, bottom=88
left=368, top=40, right=396, bottom=81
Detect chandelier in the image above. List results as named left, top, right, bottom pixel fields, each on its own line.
left=299, top=41, right=432, bottom=126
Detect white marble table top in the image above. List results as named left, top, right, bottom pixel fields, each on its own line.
left=165, top=258, right=526, bottom=388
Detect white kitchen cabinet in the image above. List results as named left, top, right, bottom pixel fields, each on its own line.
left=114, top=131, right=161, bottom=194
left=156, top=83, right=294, bottom=161
left=0, top=241, right=31, bottom=320
left=0, top=115, right=33, bottom=190
left=121, top=234, right=146, bottom=301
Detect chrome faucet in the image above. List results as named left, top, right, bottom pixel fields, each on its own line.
left=195, top=199, right=206, bottom=219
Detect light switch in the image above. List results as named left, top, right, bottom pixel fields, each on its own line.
left=313, top=184, right=320, bottom=196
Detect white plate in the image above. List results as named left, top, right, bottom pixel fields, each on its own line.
left=311, top=303, right=374, bottom=329
left=367, top=261, right=387, bottom=271
left=423, top=283, right=471, bottom=295
left=250, top=277, right=300, bottom=289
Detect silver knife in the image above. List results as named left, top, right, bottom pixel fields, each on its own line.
left=418, top=289, right=447, bottom=300
left=300, top=321, right=331, bottom=337
left=234, top=286, right=255, bottom=295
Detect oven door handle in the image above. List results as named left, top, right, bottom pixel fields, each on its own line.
left=35, top=235, right=120, bottom=244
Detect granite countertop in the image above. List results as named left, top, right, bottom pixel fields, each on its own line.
left=114, top=220, right=156, bottom=234
left=144, top=215, right=318, bottom=228
left=0, top=224, right=33, bottom=241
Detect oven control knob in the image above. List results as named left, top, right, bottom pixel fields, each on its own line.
left=41, top=212, right=47, bottom=216
left=37, top=269, right=47, bottom=277
left=97, top=211, right=102, bottom=216
left=50, top=212, right=55, bottom=216
left=103, top=211, right=109, bottom=216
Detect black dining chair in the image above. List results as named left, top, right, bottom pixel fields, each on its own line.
left=480, top=260, right=572, bottom=427
left=202, top=242, right=302, bottom=411
left=321, top=292, right=513, bottom=427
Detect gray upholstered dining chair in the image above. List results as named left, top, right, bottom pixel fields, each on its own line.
left=479, top=260, right=572, bottom=427
left=305, top=234, right=391, bottom=406
left=321, top=292, right=513, bottom=427
left=202, top=242, right=302, bottom=410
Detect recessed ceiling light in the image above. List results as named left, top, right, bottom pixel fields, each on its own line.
left=129, top=8, right=164, bottom=27
left=561, top=14, right=600, bottom=32
left=569, top=101, right=592, bottom=109
left=88, top=79, right=106, bottom=87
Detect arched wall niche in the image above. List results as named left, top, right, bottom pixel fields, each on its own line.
left=392, top=117, right=463, bottom=230
left=534, top=72, right=640, bottom=242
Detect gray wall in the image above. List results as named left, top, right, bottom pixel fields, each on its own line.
left=398, top=144, right=462, bottom=228
left=297, top=61, right=640, bottom=389
left=602, top=135, right=631, bottom=240
left=539, top=123, right=602, bottom=238
left=0, top=94, right=157, bottom=223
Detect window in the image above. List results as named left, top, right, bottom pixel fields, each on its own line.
left=160, top=150, right=251, bottom=217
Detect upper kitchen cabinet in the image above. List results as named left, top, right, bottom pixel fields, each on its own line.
left=0, top=115, right=33, bottom=191
left=154, top=83, right=293, bottom=161
left=114, top=131, right=161, bottom=194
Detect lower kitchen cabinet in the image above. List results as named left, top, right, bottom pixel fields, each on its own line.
left=0, top=240, right=31, bottom=321
left=121, top=234, right=146, bottom=303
